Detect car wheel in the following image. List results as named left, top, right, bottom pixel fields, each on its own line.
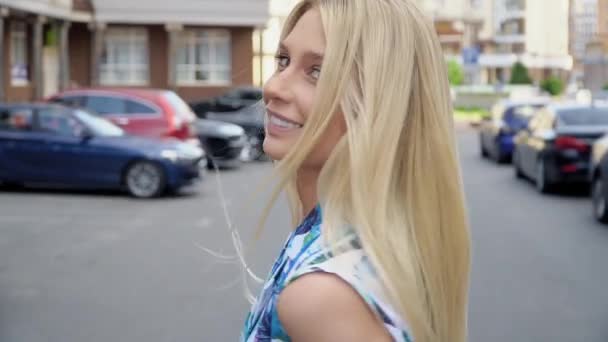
left=124, top=161, right=166, bottom=198
left=592, top=176, right=608, bottom=223
left=535, top=158, right=552, bottom=194
left=513, top=149, right=525, bottom=179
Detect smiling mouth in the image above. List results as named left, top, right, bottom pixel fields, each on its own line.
left=267, top=111, right=303, bottom=129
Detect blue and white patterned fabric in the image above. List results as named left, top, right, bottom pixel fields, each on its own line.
left=241, top=205, right=413, bottom=341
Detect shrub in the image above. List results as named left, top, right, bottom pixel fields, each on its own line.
left=540, top=76, right=564, bottom=96
left=447, top=60, right=464, bottom=86
left=509, top=62, right=532, bottom=84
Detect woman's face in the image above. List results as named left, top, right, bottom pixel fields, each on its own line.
left=263, top=8, right=346, bottom=168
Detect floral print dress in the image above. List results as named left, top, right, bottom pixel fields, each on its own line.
left=241, top=205, right=413, bottom=342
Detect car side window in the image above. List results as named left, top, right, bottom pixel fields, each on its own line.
left=37, top=108, right=85, bottom=137
left=85, top=95, right=126, bottom=115
left=0, top=108, right=34, bottom=132
left=51, top=95, right=85, bottom=108
left=125, top=99, right=157, bottom=115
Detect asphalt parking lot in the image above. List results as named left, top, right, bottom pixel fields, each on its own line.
left=1, top=127, right=608, bottom=342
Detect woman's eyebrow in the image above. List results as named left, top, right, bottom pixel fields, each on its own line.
left=279, top=42, right=324, bottom=61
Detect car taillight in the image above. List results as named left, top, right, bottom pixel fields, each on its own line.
left=168, top=121, right=196, bottom=140
left=555, top=136, right=589, bottom=153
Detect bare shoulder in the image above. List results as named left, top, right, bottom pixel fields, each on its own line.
left=277, top=272, right=393, bottom=342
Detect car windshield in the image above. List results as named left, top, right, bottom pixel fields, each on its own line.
left=163, top=91, right=195, bottom=120
left=73, top=109, right=125, bottom=136
left=557, top=108, right=608, bottom=126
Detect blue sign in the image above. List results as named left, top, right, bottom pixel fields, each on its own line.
left=462, top=46, right=480, bottom=65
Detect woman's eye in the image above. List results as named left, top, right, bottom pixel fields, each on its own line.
left=275, top=55, right=289, bottom=69
left=310, top=67, right=321, bottom=80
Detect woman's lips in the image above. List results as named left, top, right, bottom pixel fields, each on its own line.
left=265, top=110, right=303, bottom=136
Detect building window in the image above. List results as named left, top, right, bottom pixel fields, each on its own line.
left=100, top=28, right=149, bottom=85
left=175, top=29, right=231, bottom=86
left=10, top=22, right=29, bottom=86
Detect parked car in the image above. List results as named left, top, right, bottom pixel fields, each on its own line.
left=0, top=104, right=206, bottom=198
left=198, top=104, right=266, bottom=161
left=189, top=86, right=263, bottom=116
left=479, top=98, right=549, bottom=163
left=195, top=119, right=246, bottom=169
left=513, top=102, right=608, bottom=193
left=589, top=134, right=608, bottom=223
left=47, top=88, right=199, bottom=146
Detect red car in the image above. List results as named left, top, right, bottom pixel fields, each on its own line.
left=48, top=88, right=199, bottom=145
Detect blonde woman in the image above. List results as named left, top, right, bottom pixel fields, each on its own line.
left=241, top=0, right=471, bottom=341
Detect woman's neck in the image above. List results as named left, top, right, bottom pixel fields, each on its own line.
left=297, top=168, right=319, bottom=216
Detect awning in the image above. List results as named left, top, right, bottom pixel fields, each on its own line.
left=0, top=0, right=92, bottom=22
left=91, top=0, right=270, bottom=27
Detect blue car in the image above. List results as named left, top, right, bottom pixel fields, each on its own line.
left=0, top=104, right=206, bottom=198
left=479, top=98, right=549, bottom=163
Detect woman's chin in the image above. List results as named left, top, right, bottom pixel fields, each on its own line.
left=263, top=136, right=290, bottom=161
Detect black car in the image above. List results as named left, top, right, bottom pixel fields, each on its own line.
left=197, top=104, right=266, bottom=161
left=195, top=119, right=246, bottom=169
left=479, top=98, right=549, bottom=163
left=513, top=102, right=608, bottom=193
left=190, top=86, right=263, bottom=115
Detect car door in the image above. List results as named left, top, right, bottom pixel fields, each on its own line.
left=32, top=107, right=93, bottom=185
left=35, top=107, right=127, bottom=186
left=0, top=107, right=48, bottom=182
left=83, top=94, right=164, bottom=138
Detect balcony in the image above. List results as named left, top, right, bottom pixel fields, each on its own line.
left=446, top=52, right=572, bottom=70
left=494, top=34, right=525, bottom=44
left=505, top=0, right=525, bottom=12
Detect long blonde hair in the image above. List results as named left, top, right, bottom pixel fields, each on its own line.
left=259, top=1, right=471, bottom=341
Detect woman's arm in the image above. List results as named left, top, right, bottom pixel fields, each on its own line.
left=277, top=272, right=393, bottom=342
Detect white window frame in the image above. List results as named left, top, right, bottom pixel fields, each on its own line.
left=99, top=27, right=149, bottom=86
left=175, top=29, right=232, bottom=86
left=10, top=21, right=29, bottom=86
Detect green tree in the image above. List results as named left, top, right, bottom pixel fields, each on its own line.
left=509, top=62, right=532, bottom=84
left=540, top=76, right=564, bottom=96
left=603, top=83, right=608, bottom=91
left=447, top=60, right=464, bottom=86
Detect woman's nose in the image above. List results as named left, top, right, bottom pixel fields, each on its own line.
left=263, top=70, right=293, bottom=105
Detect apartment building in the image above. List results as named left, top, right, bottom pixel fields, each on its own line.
left=570, top=0, right=597, bottom=82
left=583, top=0, right=608, bottom=92
left=0, top=0, right=270, bottom=103
left=479, top=0, right=572, bottom=84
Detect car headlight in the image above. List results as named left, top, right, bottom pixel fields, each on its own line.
left=161, top=147, right=204, bottom=163
left=219, top=125, right=244, bottom=136
left=161, top=149, right=180, bottom=162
